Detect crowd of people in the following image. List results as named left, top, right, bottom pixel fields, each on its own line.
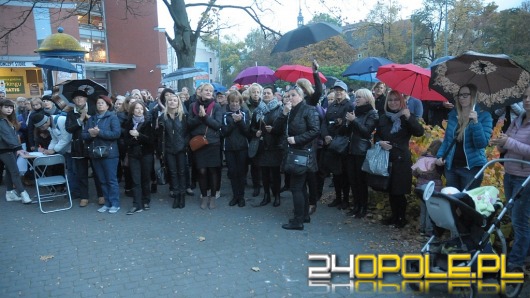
left=1, top=66, right=529, bottom=268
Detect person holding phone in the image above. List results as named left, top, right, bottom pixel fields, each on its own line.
left=435, top=84, right=492, bottom=190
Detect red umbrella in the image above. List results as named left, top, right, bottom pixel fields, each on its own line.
left=376, top=63, right=447, bottom=101
left=274, top=65, right=327, bottom=84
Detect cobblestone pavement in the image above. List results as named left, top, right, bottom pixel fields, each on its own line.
left=0, top=170, right=527, bottom=297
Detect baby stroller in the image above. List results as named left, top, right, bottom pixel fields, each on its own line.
left=410, top=158, right=530, bottom=298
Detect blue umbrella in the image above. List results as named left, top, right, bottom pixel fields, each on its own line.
left=348, top=72, right=379, bottom=83
left=33, top=58, right=78, bottom=73
left=162, top=67, right=207, bottom=83
left=428, top=56, right=455, bottom=68
left=211, top=82, right=227, bottom=93
left=342, top=57, right=394, bottom=76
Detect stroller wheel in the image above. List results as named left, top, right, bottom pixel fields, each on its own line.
left=499, top=267, right=524, bottom=298
left=405, top=260, right=421, bottom=291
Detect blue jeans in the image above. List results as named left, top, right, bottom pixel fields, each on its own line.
left=91, top=157, right=120, bottom=208
left=505, top=173, right=530, bottom=267
left=445, top=166, right=483, bottom=191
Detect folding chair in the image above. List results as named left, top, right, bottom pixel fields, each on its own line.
left=33, top=154, right=73, bottom=213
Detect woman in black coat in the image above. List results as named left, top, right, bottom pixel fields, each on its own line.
left=375, top=91, right=424, bottom=228
left=221, top=91, right=250, bottom=207
left=273, top=86, right=320, bottom=230
left=158, top=93, right=189, bottom=209
left=340, top=89, right=379, bottom=218
left=251, top=86, right=284, bottom=207
left=321, top=81, right=354, bottom=211
left=124, top=101, right=155, bottom=214
left=188, top=83, right=223, bottom=210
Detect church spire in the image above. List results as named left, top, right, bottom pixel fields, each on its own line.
left=297, top=0, right=304, bottom=27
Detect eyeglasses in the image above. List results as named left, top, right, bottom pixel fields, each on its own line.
left=458, top=93, right=471, bottom=98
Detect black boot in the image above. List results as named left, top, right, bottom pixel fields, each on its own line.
left=179, top=193, right=185, bottom=209
left=282, top=221, right=304, bottom=230
left=327, top=198, right=341, bottom=207
left=346, top=203, right=360, bottom=216
left=238, top=196, right=246, bottom=207
left=172, top=195, right=179, bottom=209
left=273, top=194, right=280, bottom=207
left=259, top=193, right=271, bottom=206
left=394, top=204, right=407, bottom=228
left=229, top=197, right=239, bottom=206
left=354, top=204, right=367, bottom=218
left=252, top=187, right=260, bottom=197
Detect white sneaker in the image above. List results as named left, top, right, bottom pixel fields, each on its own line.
left=108, top=206, right=120, bottom=214
left=20, top=191, right=32, bottom=204
left=97, top=206, right=110, bottom=213
left=5, top=190, right=21, bottom=202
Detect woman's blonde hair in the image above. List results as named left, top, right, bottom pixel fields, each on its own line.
left=355, top=88, right=376, bottom=109
left=296, top=78, right=314, bottom=96
left=455, top=84, right=478, bottom=141
left=164, top=93, right=184, bottom=121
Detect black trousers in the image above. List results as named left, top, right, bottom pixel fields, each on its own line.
left=261, top=166, right=280, bottom=196
left=72, top=157, right=103, bottom=200
left=129, top=153, right=154, bottom=208
left=165, top=151, right=187, bottom=195
left=346, top=154, right=368, bottom=206
left=290, top=172, right=309, bottom=224
left=226, top=150, right=247, bottom=200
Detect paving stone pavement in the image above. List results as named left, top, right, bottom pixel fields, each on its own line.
left=0, top=170, right=526, bottom=297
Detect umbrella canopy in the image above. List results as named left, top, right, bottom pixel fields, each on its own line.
left=53, top=79, right=109, bottom=108
left=274, top=65, right=327, bottom=84
left=211, top=82, right=227, bottom=93
left=233, top=66, right=278, bottom=85
left=342, top=57, right=394, bottom=77
left=33, top=58, right=79, bottom=73
left=162, top=67, right=207, bottom=83
left=348, top=72, right=379, bottom=83
left=428, top=56, right=455, bottom=68
left=429, top=51, right=530, bottom=111
left=271, top=22, right=342, bottom=54
left=324, top=76, right=338, bottom=88
left=376, top=63, right=447, bottom=102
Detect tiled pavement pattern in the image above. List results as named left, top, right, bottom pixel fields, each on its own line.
left=1, top=170, right=527, bottom=297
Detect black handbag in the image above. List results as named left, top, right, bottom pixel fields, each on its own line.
left=284, top=147, right=312, bottom=175
left=328, top=135, right=349, bottom=154
left=156, top=166, right=167, bottom=185
left=366, top=163, right=392, bottom=192
left=248, top=137, right=261, bottom=158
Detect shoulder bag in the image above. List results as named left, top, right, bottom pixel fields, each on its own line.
left=156, top=125, right=168, bottom=185
left=189, top=105, right=213, bottom=152
left=282, top=113, right=312, bottom=175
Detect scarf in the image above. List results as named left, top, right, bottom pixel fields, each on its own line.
left=254, top=99, right=280, bottom=122
left=44, top=105, right=57, bottom=115
left=192, top=99, right=215, bottom=116
left=385, top=109, right=405, bottom=134
left=354, top=104, right=373, bottom=116
left=132, top=115, right=144, bottom=130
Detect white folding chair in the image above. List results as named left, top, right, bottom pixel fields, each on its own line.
left=33, top=154, right=73, bottom=213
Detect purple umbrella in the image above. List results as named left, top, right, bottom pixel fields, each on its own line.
left=234, top=66, right=278, bottom=85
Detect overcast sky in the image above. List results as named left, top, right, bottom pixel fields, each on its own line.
left=158, top=0, right=524, bottom=40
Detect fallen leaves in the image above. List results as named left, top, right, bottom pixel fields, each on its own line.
left=198, top=236, right=206, bottom=242
left=40, top=255, right=54, bottom=262
left=251, top=267, right=260, bottom=272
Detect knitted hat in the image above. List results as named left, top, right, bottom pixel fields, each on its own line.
left=32, top=113, right=49, bottom=128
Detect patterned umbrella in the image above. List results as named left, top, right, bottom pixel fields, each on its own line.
left=429, top=51, right=530, bottom=111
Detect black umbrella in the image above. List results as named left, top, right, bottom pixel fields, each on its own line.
left=324, top=76, right=338, bottom=88
left=429, top=51, right=530, bottom=111
left=53, top=79, right=109, bottom=109
left=162, top=67, right=207, bottom=83
left=271, top=22, right=342, bottom=54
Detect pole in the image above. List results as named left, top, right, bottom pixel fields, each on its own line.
left=411, top=15, right=415, bottom=64
left=217, top=12, right=222, bottom=84
left=444, top=0, right=448, bottom=56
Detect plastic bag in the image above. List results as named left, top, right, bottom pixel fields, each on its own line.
left=361, top=143, right=390, bottom=177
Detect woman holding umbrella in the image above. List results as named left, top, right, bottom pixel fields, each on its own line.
left=435, top=84, right=493, bottom=190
